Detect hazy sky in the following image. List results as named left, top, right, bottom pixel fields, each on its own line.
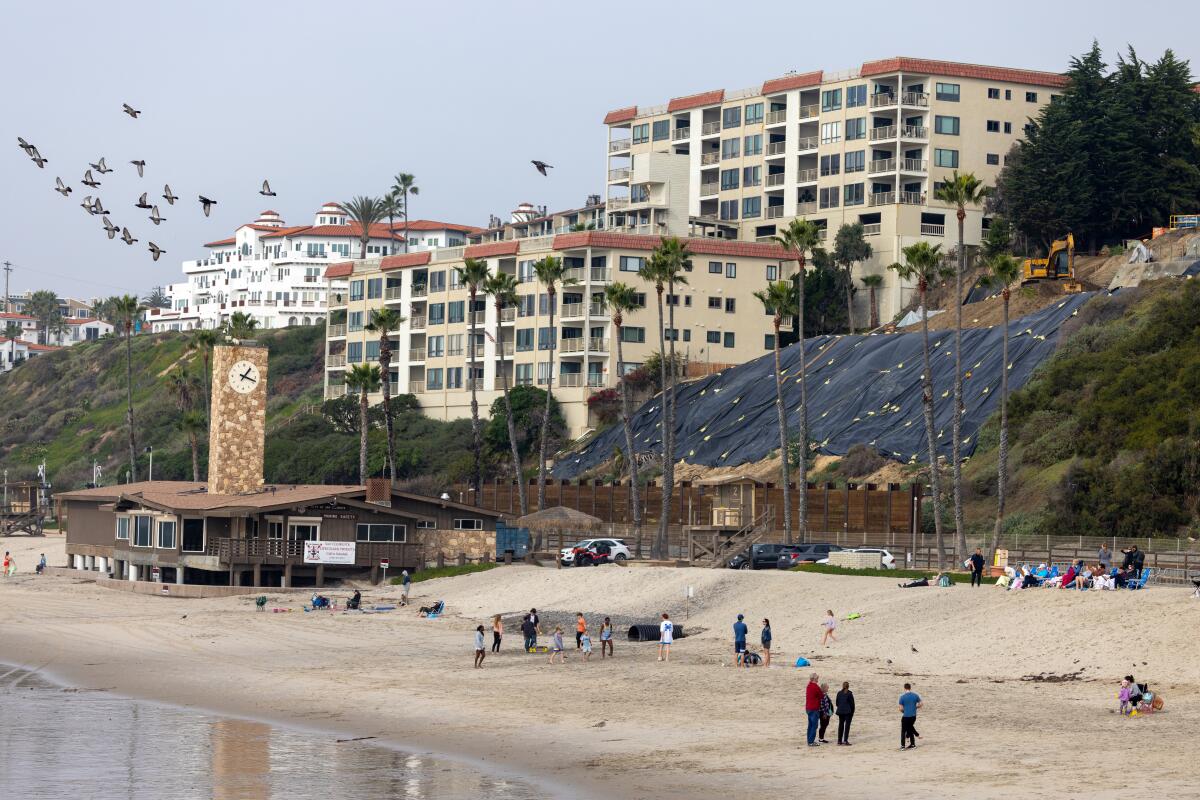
left=2, top=0, right=1195, bottom=299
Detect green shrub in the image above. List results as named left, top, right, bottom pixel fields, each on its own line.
left=390, top=563, right=499, bottom=583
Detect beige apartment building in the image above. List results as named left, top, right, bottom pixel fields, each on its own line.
left=604, top=56, right=1068, bottom=322
left=324, top=231, right=795, bottom=436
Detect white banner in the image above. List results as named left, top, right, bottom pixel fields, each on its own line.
left=302, top=541, right=356, bottom=565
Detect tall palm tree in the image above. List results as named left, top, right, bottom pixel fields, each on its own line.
left=339, top=196, right=389, bottom=259
left=166, top=366, right=201, bottom=412
left=861, top=274, right=884, bottom=330
left=753, top=280, right=800, bottom=543
left=832, top=222, right=872, bottom=334
left=3, top=321, right=23, bottom=368
left=986, top=254, right=1022, bottom=559
left=26, top=289, right=59, bottom=345
left=177, top=410, right=206, bottom=482
left=656, top=238, right=690, bottom=558
left=603, top=282, right=644, bottom=556
left=484, top=271, right=527, bottom=514
left=531, top=255, right=575, bottom=511
left=112, top=294, right=145, bottom=482
left=187, top=328, right=220, bottom=424
left=773, top=218, right=821, bottom=538
left=390, top=173, right=419, bottom=254
left=381, top=192, right=403, bottom=254
left=224, top=311, right=259, bottom=340
left=46, top=314, right=69, bottom=346
left=455, top=257, right=492, bottom=502
left=365, top=307, right=405, bottom=483
left=934, top=171, right=989, bottom=560
left=345, top=363, right=382, bottom=485
left=891, top=243, right=953, bottom=568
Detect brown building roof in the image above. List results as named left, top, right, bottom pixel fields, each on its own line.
left=603, top=106, right=638, bottom=124
left=761, top=70, right=824, bottom=94
left=325, top=262, right=354, bottom=279
left=465, top=241, right=521, bottom=258
left=380, top=251, right=432, bottom=271
left=667, top=89, right=725, bottom=112
left=859, top=56, right=1069, bottom=88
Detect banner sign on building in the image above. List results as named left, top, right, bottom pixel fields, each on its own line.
left=303, top=541, right=356, bottom=565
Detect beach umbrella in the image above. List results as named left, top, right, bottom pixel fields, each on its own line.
left=515, top=505, right=601, bottom=532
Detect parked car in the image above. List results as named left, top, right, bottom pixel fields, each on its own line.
left=777, top=543, right=844, bottom=569
left=560, top=538, right=631, bottom=566
left=728, top=543, right=802, bottom=570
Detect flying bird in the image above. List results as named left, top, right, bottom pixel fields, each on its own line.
left=162, top=184, right=177, bottom=205
left=531, top=160, right=553, bottom=176
left=54, top=177, right=72, bottom=196
left=29, top=148, right=47, bottom=168
left=92, top=197, right=109, bottom=215
left=198, top=195, right=216, bottom=217
left=120, top=227, right=137, bottom=245
left=80, top=195, right=94, bottom=214
left=17, top=137, right=35, bottom=155
left=122, top=103, right=140, bottom=118
left=91, top=157, right=112, bottom=174
left=102, top=216, right=120, bottom=239
left=135, top=192, right=152, bottom=209
left=259, top=179, right=275, bottom=197
left=148, top=242, right=165, bottom=261
left=130, top=159, right=145, bottom=178
left=81, top=169, right=100, bottom=188
left=149, top=205, right=165, bottom=225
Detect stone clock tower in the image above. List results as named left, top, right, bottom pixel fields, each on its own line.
left=207, top=343, right=268, bottom=495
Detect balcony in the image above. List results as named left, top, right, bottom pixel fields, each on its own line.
left=561, top=302, right=585, bottom=319
left=465, top=378, right=484, bottom=391
left=500, top=307, right=516, bottom=322
left=671, top=127, right=691, bottom=141
left=816, top=227, right=828, bottom=240
left=409, top=315, right=426, bottom=330
left=384, top=286, right=403, bottom=302
left=589, top=301, right=606, bottom=316
left=408, top=380, right=425, bottom=394
left=870, top=125, right=897, bottom=142
left=608, top=197, right=630, bottom=211
left=328, top=294, right=347, bottom=309
left=901, top=91, right=929, bottom=107
left=327, top=384, right=347, bottom=398
left=766, top=141, right=787, bottom=157
left=608, top=168, right=630, bottom=182
left=494, top=341, right=515, bottom=357
left=409, top=347, right=426, bottom=361
left=468, top=343, right=485, bottom=359
left=411, top=285, right=428, bottom=299
left=796, top=167, right=818, bottom=183
left=765, top=109, right=787, bottom=125
left=797, top=103, right=818, bottom=119
left=327, top=353, right=347, bottom=368
left=900, top=125, right=928, bottom=139
left=862, top=223, right=882, bottom=236
left=701, top=121, right=721, bottom=136
left=899, top=191, right=924, bottom=205
left=920, top=223, right=945, bottom=236
left=796, top=135, right=818, bottom=152
left=869, top=158, right=896, bottom=174
left=590, top=267, right=611, bottom=283
left=868, top=191, right=896, bottom=207
left=700, top=152, right=720, bottom=166
left=328, top=323, right=347, bottom=338
left=469, top=310, right=486, bottom=326
left=609, top=139, right=630, bottom=153
left=795, top=201, right=817, bottom=215
left=560, top=373, right=585, bottom=387
left=765, top=173, right=786, bottom=188
left=766, top=206, right=784, bottom=219
left=700, top=181, right=719, bottom=196
left=901, top=158, right=927, bottom=173
left=870, top=93, right=897, bottom=108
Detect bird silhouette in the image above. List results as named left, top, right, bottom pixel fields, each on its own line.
left=92, top=197, right=109, bottom=215
left=148, top=242, right=165, bottom=261
left=135, top=192, right=152, bottom=209
left=911, top=646, right=918, bottom=654
left=54, top=177, right=72, bottom=197
left=17, top=137, right=35, bottom=155
left=80, top=195, right=95, bottom=214
left=29, top=148, right=47, bottom=168
left=162, top=184, right=177, bottom=205
left=130, top=159, right=145, bottom=178
left=120, top=227, right=137, bottom=245
left=531, top=160, right=553, bottom=176
left=122, top=103, right=140, bottom=118
left=198, top=196, right=216, bottom=217
left=149, top=205, right=165, bottom=225
left=91, top=157, right=112, bottom=174
left=102, top=216, right=120, bottom=239
left=81, top=170, right=100, bottom=188
left=259, top=179, right=275, bottom=197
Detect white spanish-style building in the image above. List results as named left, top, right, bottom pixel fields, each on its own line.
left=0, top=312, right=111, bottom=347
left=147, top=204, right=478, bottom=333
left=0, top=337, right=62, bottom=373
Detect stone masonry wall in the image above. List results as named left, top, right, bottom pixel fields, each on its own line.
left=207, top=344, right=268, bottom=495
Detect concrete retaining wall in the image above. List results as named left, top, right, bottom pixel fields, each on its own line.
left=828, top=550, right=882, bottom=570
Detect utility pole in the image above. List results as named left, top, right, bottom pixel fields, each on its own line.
left=3, top=261, right=12, bottom=314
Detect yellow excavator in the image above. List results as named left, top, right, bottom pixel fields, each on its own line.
left=1021, top=233, right=1083, bottom=293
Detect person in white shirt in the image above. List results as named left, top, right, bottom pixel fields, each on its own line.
left=474, top=625, right=486, bottom=668
left=658, top=612, right=674, bottom=662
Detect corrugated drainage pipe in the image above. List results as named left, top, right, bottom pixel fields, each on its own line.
left=628, top=624, right=685, bottom=641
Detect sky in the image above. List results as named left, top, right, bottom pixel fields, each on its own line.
left=2, top=0, right=1196, bottom=300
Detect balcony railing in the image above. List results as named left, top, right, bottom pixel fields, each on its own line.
left=385, top=286, right=403, bottom=301
left=328, top=294, right=347, bottom=308
left=869, top=191, right=896, bottom=206
left=408, top=381, right=425, bottom=394
left=765, top=109, right=787, bottom=125
left=409, top=315, right=426, bottom=329
left=816, top=228, right=828, bottom=240
left=327, top=353, right=347, bottom=368
left=869, top=158, right=896, bottom=174
left=766, top=141, right=787, bottom=156
left=607, top=197, right=630, bottom=211
left=609, top=139, right=631, bottom=152
left=797, top=103, right=818, bottom=119
left=468, top=344, right=485, bottom=359
left=900, top=125, right=928, bottom=139
left=326, top=384, right=347, bottom=398
left=862, top=223, right=882, bottom=236
left=700, top=181, right=719, bottom=196
left=901, top=91, right=929, bottom=107
left=765, top=173, right=786, bottom=187
left=469, top=310, right=486, bottom=326
left=411, top=285, right=428, bottom=299
left=589, top=301, right=606, bottom=316
left=561, top=302, right=585, bottom=319
left=590, top=267, right=611, bottom=283
left=901, top=158, right=927, bottom=172
left=870, top=125, right=897, bottom=141
left=495, top=341, right=515, bottom=357
left=409, top=348, right=426, bottom=361
left=795, top=201, right=817, bottom=215
left=700, top=152, right=720, bottom=166
left=701, top=121, right=721, bottom=136
left=564, top=267, right=586, bottom=284
left=327, top=323, right=347, bottom=337
left=796, top=135, right=818, bottom=151
left=608, top=168, right=630, bottom=181
left=920, top=223, right=945, bottom=236
left=870, top=93, right=896, bottom=108
left=560, top=373, right=585, bottom=387
left=796, top=167, right=818, bottom=183
left=465, top=378, right=484, bottom=391
left=500, top=307, right=516, bottom=322
left=766, top=206, right=784, bottom=219
left=899, top=191, right=924, bottom=205
left=671, top=127, right=691, bottom=140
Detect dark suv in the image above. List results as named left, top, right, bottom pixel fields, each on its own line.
left=777, top=543, right=843, bottom=569
left=728, top=543, right=803, bottom=570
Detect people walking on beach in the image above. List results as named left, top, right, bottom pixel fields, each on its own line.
left=818, top=683, right=833, bottom=743
left=521, top=614, right=537, bottom=652
left=2, top=552, right=10, bottom=577
left=474, top=625, right=486, bottom=668
left=898, top=682, right=922, bottom=749
left=400, top=569, right=411, bottom=606
left=575, top=612, right=587, bottom=649
left=580, top=629, right=593, bottom=661
left=968, top=548, right=985, bottom=586
left=733, top=614, right=749, bottom=667
left=530, top=608, right=541, bottom=635
left=492, top=614, right=503, bottom=653
left=821, top=610, right=837, bottom=647
left=600, top=617, right=614, bottom=659
left=836, top=681, right=855, bottom=745
left=805, top=673, right=822, bottom=747
left=549, top=626, right=565, bottom=664
left=761, top=619, right=772, bottom=667
left=658, top=613, right=673, bottom=662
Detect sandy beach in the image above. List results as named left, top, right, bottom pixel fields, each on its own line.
left=2, top=534, right=1197, bottom=799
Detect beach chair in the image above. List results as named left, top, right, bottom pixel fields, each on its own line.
left=420, top=600, right=445, bottom=618
left=255, top=595, right=268, bottom=611
left=1126, top=569, right=1152, bottom=590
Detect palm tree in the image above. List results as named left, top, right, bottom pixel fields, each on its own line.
left=986, top=254, right=1022, bottom=560
left=773, top=218, right=821, bottom=538
left=934, top=171, right=989, bottom=560
left=4, top=321, right=23, bottom=368
left=531, top=255, right=575, bottom=511
left=484, top=271, right=527, bottom=515
left=753, top=280, right=800, bottom=543
left=143, top=286, right=170, bottom=308
left=345, top=363, right=382, bottom=485
left=365, top=307, right=405, bottom=482
left=339, top=196, right=389, bottom=259
left=381, top=192, right=403, bottom=254
left=224, top=311, right=259, bottom=340
left=112, top=294, right=145, bottom=482
left=177, top=410, right=206, bottom=482
left=891, top=242, right=953, bottom=568
left=861, top=274, right=884, bottom=330
left=832, top=222, right=872, bottom=333
left=166, top=366, right=201, bottom=412
left=26, top=289, right=59, bottom=345
left=455, top=257, right=492, bottom=502
left=187, top=328, right=219, bottom=424
left=390, top=173, right=419, bottom=254
left=46, top=314, right=69, bottom=346
left=603, top=282, right=644, bottom=556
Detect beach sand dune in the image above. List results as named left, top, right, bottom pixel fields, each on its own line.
left=1, top=535, right=1196, bottom=799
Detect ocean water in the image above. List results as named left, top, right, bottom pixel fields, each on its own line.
left=0, top=666, right=546, bottom=800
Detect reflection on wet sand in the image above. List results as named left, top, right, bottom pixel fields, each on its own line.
left=212, top=719, right=270, bottom=800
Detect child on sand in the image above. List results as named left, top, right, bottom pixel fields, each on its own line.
left=575, top=612, right=587, bottom=649
left=549, top=626, right=565, bottom=664
left=580, top=630, right=593, bottom=661
left=658, top=613, right=673, bottom=662
left=1119, top=679, right=1132, bottom=715
left=821, top=610, right=837, bottom=647
left=491, top=614, right=503, bottom=653
left=600, top=617, right=614, bottom=659
left=474, top=625, right=486, bottom=668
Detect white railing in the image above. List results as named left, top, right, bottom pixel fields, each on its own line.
left=560, top=373, right=584, bottom=387
left=589, top=337, right=607, bottom=352
left=589, top=302, right=606, bottom=316
left=327, top=353, right=346, bottom=367
left=795, top=201, right=817, bottom=215
left=671, top=127, right=691, bottom=140
left=469, top=310, right=486, bottom=325
left=408, top=381, right=424, bottom=394
left=701, top=121, right=721, bottom=136
left=467, top=344, right=485, bottom=359
left=608, top=197, right=630, bottom=210
left=500, top=307, right=516, bottom=322
left=561, top=339, right=585, bottom=353
left=409, top=348, right=426, bottom=361
left=327, top=384, right=347, bottom=398
left=900, top=125, right=928, bottom=139
left=869, top=158, right=896, bottom=174
left=862, top=223, right=882, bottom=236
left=766, top=206, right=784, bottom=219
left=797, top=103, right=818, bottom=119
left=920, top=223, right=945, bottom=236
left=411, top=285, right=428, bottom=298
left=901, top=158, right=927, bottom=172
left=609, top=139, right=631, bottom=152
left=700, top=182, right=719, bottom=196
left=435, top=246, right=465, bottom=261
left=608, top=168, right=630, bottom=181
left=564, top=267, right=586, bottom=284
left=590, top=268, right=611, bottom=282
left=870, top=93, right=896, bottom=108
left=765, top=173, right=786, bottom=187
left=519, top=233, right=556, bottom=251
left=701, top=152, right=720, bottom=165
left=409, top=315, right=426, bottom=329
left=385, top=286, right=403, bottom=301
left=796, top=167, right=818, bottom=183
left=588, top=374, right=605, bottom=388
left=328, top=294, right=347, bottom=308
left=796, top=135, right=818, bottom=151
left=561, top=302, right=585, bottom=319
left=496, top=341, right=515, bottom=357
left=899, top=191, right=924, bottom=205
left=327, top=323, right=347, bottom=337
left=465, top=378, right=484, bottom=391
left=902, top=92, right=929, bottom=107
left=870, top=125, right=897, bottom=141
left=869, top=192, right=896, bottom=206
left=766, top=141, right=787, bottom=156
left=765, top=109, right=787, bottom=125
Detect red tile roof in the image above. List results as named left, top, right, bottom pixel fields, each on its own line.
left=391, top=219, right=481, bottom=234
left=204, top=236, right=236, bottom=248
left=604, top=106, right=638, bottom=124
left=551, top=232, right=796, bottom=261
left=325, top=262, right=354, bottom=279
left=0, top=312, right=36, bottom=320
left=380, top=252, right=431, bottom=271
left=860, top=57, right=1069, bottom=88
left=255, top=225, right=313, bottom=239
left=667, top=89, right=725, bottom=112
left=65, top=317, right=105, bottom=325
left=761, top=71, right=824, bottom=94
left=465, top=241, right=520, bottom=258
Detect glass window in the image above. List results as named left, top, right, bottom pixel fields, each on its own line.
left=934, top=115, right=960, bottom=135
left=447, top=333, right=462, bottom=355
left=819, top=187, right=840, bottom=209
left=765, top=334, right=776, bottom=350
left=987, top=87, right=1000, bottom=99
left=724, top=298, right=736, bottom=313
left=1004, top=122, right=1013, bottom=134
left=632, top=123, right=649, bottom=144
left=845, top=118, right=866, bottom=140
left=722, top=106, right=741, bottom=129
left=426, top=335, right=444, bottom=357
left=719, top=200, right=739, bottom=220
left=721, top=138, right=740, bottom=159
left=516, top=328, right=533, bottom=351
left=619, top=255, right=644, bottom=272
left=709, top=261, right=722, bottom=274
left=621, top=326, right=645, bottom=343
left=743, top=134, right=762, bottom=156
left=517, top=259, right=535, bottom=283
left=347, top=341, right=363, bottom=363
left=766, top=264, right=778, bottom=281
left=706, top=331, right=720, bottom=344
left=723, top=332, right=735, bottom=348
left=844, top=183, right=864, bottom=206
left=1025, top=91, right=1038, bottom=103
left=115, top=516, right=130, bottom=540
left=844, top=150, right=865, bottom=173
left=453, top=518, right=484, bottom=531
left=365, top=340, right=380, bottom=360
left=725, top=262, right=737, bottom=278
left=742, top=197, right=761, bottom=218
left=356, top=523, right=407, bottom=542
left=986, top=120, right=1000, bottom=132
left=366, top=278, right=382, bottom=299
left=517, top=295, right=535, bottom=317
left=820, top=153, right=841, bottom=176
left=538, top=326, right=556, bottom=350
left=720, top=168, right=740, bottom=190
left=744, top=102, right=763, bottom=124
left=820, top=122, right=840, bottom=144
left=448, top=300, right=464, bottom=324
left=426, top=368, right=443, bottom=390
left=986, top=153, right=1000, bottom=165
left=821, top=89, right=842, bottom=111
left=133, top=516, right=152, bottom=548
left=652, top=119, right=670, bottom=141
left=708, top=297, right=722, bottom=309
left=934, top=148, right=959, bottom=168
left=428, top=303, right=445, bottom=324
left=349, top=280, right=364, bottom=301
left=935, top=82, right=960, bottom=102
left=846, top=85, right=867, bottom=108
left=743, top=165, right=761, bottom=186
left=157, top=519, right=177, bottom=549
left=515, top=363, right=533, bottom=385
left=446, top=367, right=462, bottom=389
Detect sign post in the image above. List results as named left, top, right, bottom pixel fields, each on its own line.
left=380, top=557, right=389, bottom=584
left=685, top=585, right=694, bottom=620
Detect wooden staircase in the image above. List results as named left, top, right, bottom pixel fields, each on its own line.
left=1, top=510, right=45, bottom=536
left=688, top=508, right=775, bottom=568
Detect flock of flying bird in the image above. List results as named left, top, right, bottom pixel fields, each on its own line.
left=18, top=103, right=277, bottom=262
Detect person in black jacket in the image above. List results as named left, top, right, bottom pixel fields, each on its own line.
left=836, top=681, right=855, bottom=745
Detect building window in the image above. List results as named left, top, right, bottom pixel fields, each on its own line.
left=453, top=518, right=484, bottom=531
left=115, top=516, right=130, bottom=540
left=426, top=335, right=444, bottom=357
left=447, top=334, right=463, bottom=356
left=819, top=186, right=840, bottom=209
left=722, top=106, right=741, bottom=129
left=1004, top=121, right=1013, bottom=134
left=446, top=367, right=462, bottom=389
left=766, top=264, right=778, bottom=281
left=844, top=183, right=865, bottom=206
left=448, top=300, right=464, bottom=324
left=820, top=153, right=840, bottom=176
left=821, top=88, right=842, bottom=112
left=986, top=120, right=1000, bottom=133
left=844, top=150, right=865, bottom=173
left=723, top=332, right=735, bottom=348
left=157, top=519, right=177, bottom=550
left=619, top=255, right=644, bottom=273
left=347, top=341, right=363, bottom=363
left=538, top=327, right=556, bottom=350
left=416, top=519, right=436, bottom=529
left=1025, top=91, right=1038, bottom=103
left=1005, top=89, right=1012, bottom=100
left=935, top=82, right=960, bottom=102
left=845, top=118, right=866, bottom=140
left=743, top=134, right=762, bottom=156
left=765, top=334, right=776, bottom=350
left=721, top=138, right=740, bottom=159
left=742, top=197, right=761, bottom=218
left=719, top=200, right=739, bottom=220
left=934, top=115, right=960, bottom=135
left=846, top=84, right=867, bottom=108
left=744, top=102, right=763, bottom=124
left=349, top=280, right=364, bottom=301
left=367, top=278, right=382, bottom=299
left=988, top=87, right=1001, bottom=99
left=707, top=297, right=722, bottom=309
left=621, top=326, right=645, bottom=343
left=743, top=165, right=761, bottom=186
left=820, top=122, right=840, bottom=144
left=428, top=303, right=445, bottom=325
left=516, top=328, right=533, bottom=351
left=720, top=168, right=740, bottom=190
left=426, top=368, right=443, bottom=390
left=725, top=262, right=737, bottom=278
left=133, top=515, right=152, bottom=548
left=724, top=298, right=736, bottom=313
left=632, top=123, right=649, bottom=144
left=357, top=523, right=406, bottom=542
left=986, top=153, right=1000, bottom=165
left=517, top=295, right=535, bottom=317
left=706, top=331, right=720, bottom=344
left=934, top=148, right=959, bottom=168
left=365, top=341, right=380, bottom=360
left=428, top=271, right=446, bottom=292
left=652, top=119, right=670, bottom=141
left=515, top=363, right=533, bottom=385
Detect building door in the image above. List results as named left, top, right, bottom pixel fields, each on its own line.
left=268, top=520, right=284, bottom=557
left=181, top=518, right=205, bottom=553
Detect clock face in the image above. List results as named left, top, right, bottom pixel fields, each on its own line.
left=227, top=360, right=260, bottom=394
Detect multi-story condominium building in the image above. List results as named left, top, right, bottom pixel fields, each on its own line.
left=146, top=204, right=478, bottom=333
left=323, top=230, right=795, bottom=436
left=470, top=197, right=608, bottom=243
left=604, top=56, right=1067, bottom=322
